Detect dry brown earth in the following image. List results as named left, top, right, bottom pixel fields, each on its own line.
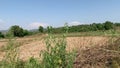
left=0, top=36, right=109, bottom=61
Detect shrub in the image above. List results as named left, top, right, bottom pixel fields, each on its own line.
left=9, top=25, right=24, bottom=37
left=23, top=30, right=30, bottom=36
left=104, top=21, right=114, bottom=30
left=0, top=32, right=4, bottom=38
left=39, top=26, right=44, bottom=33
left=40, top=24, right=76, bottom=68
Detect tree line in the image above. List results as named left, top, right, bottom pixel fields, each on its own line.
left=0, top=25, right=45, bottom=38
left=0, top=21, right=120, bottom=38
left=53, top=21, right=120, bottom=33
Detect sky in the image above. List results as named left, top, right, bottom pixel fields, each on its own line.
left=0, top=0, right=120, bottom=30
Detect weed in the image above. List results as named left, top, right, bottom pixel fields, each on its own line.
left=40, top=24, right=76, bottom=68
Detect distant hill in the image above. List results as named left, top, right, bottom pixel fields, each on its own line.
left=0, top=30, right=8, bottom=34
left=29, top=29, right=38, bottom=32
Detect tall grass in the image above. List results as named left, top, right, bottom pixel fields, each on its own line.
left=40, top=24, right=76, bottom=68
left=0, top=37, right=21, bottom=68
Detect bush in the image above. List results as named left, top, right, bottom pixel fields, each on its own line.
left=23, top=30, right=30, bottom=36
left=39, top=26, right=44, bottom=33
left=41, top=24, right=76, bottom=68
left=9, top=25, right=24, bottom=37
left=104, top=21, right=114, bottom=30
left=7, top=25, right=32, bottom=37
left=0, top=32, right=4, bottom=38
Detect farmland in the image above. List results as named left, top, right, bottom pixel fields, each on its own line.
left=1, top=0, right=120, bottom=67
left=0, top=35, right=108, bottom=60
left=0, top=31, right=120, bottom=68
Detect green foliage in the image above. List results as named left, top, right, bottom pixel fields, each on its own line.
left=47, top=26, right=53, bottom=33
left=0, top=32, right=4, bottom=38
left=5, top=31, right=14, bottom=38
left=95, top=23, right=105, bottom=30
left=52, top=21, right=116, bottom=33
left=91, top=23, right=98, bottom=31
left=104, top=21, right=114, bottom=30
left=39, top=26, right=44, bottom=33
left=1, top=21, right=120, bottom=38
left=25, top=57, right=41, bottom=68
left=0, top=24, right=76, bottom=68
left=115, top=23, right=120, bottom=26
left=9, top=25, right=24, bottom=37
left=23, top=30, right=31, bottom=36
left=7, top=25, right=32, bottom=37
left=41, top=24, right=76, bottom=68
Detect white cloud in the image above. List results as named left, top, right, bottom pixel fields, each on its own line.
left=28, top=22, right=48, bottom=29
left=69, top=21, right=83, bottom=26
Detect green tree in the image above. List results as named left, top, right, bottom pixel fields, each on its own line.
left=39, top=26, right=44, bottom=33
left=96, top=23, right=104, bottom=30
left=0, top=32, right=4, bottom=38
left=91, top=23, right=97, bottom=31
left=115, top=23, right=120, bottom=26
left=47, top=26, right=53, bottom=33
left=104, top=21, right=113, bottom=30
left=9, top=25, right=24, bottom=37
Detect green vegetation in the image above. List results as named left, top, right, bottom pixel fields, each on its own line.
left=0, top=23, right=120, bottom=67
left=104, top=21, right=114, bottom=30
left=41, top=25, right=76, bottom=68
left=9, top=25, right=24, bottom=37
left=23, top=30, right=31, bottom=36
left=53, top=21, right=116, bottom=33
left=39, top=26, right=44, bottom=33
left=0, top=21, right=120, bottom=38
left=0, top=32, right=4, bottom=38
left=5, top=25, right=32, bottom=38
left=0, top=24, right=76, bottom=68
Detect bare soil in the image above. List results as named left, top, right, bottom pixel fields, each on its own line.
left=0, top=36, right=109, bottom=61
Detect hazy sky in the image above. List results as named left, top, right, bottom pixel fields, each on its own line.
left=0, top=0, right=120, bottom=30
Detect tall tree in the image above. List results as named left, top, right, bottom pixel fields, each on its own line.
left=0, top=32, right=4, bottom=38
left=9, top=25, right=24, bottom=37
left=39, top=26, right=44, bottom=33
left=104, top=21, right=113, bottom=30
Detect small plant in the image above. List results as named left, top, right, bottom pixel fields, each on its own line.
left=24, top=57, right=41, bottom=68
left=40, top=23, right=76, bottom=68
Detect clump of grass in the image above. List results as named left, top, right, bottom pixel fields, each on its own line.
left=24, top=57, right=42, bottom=68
